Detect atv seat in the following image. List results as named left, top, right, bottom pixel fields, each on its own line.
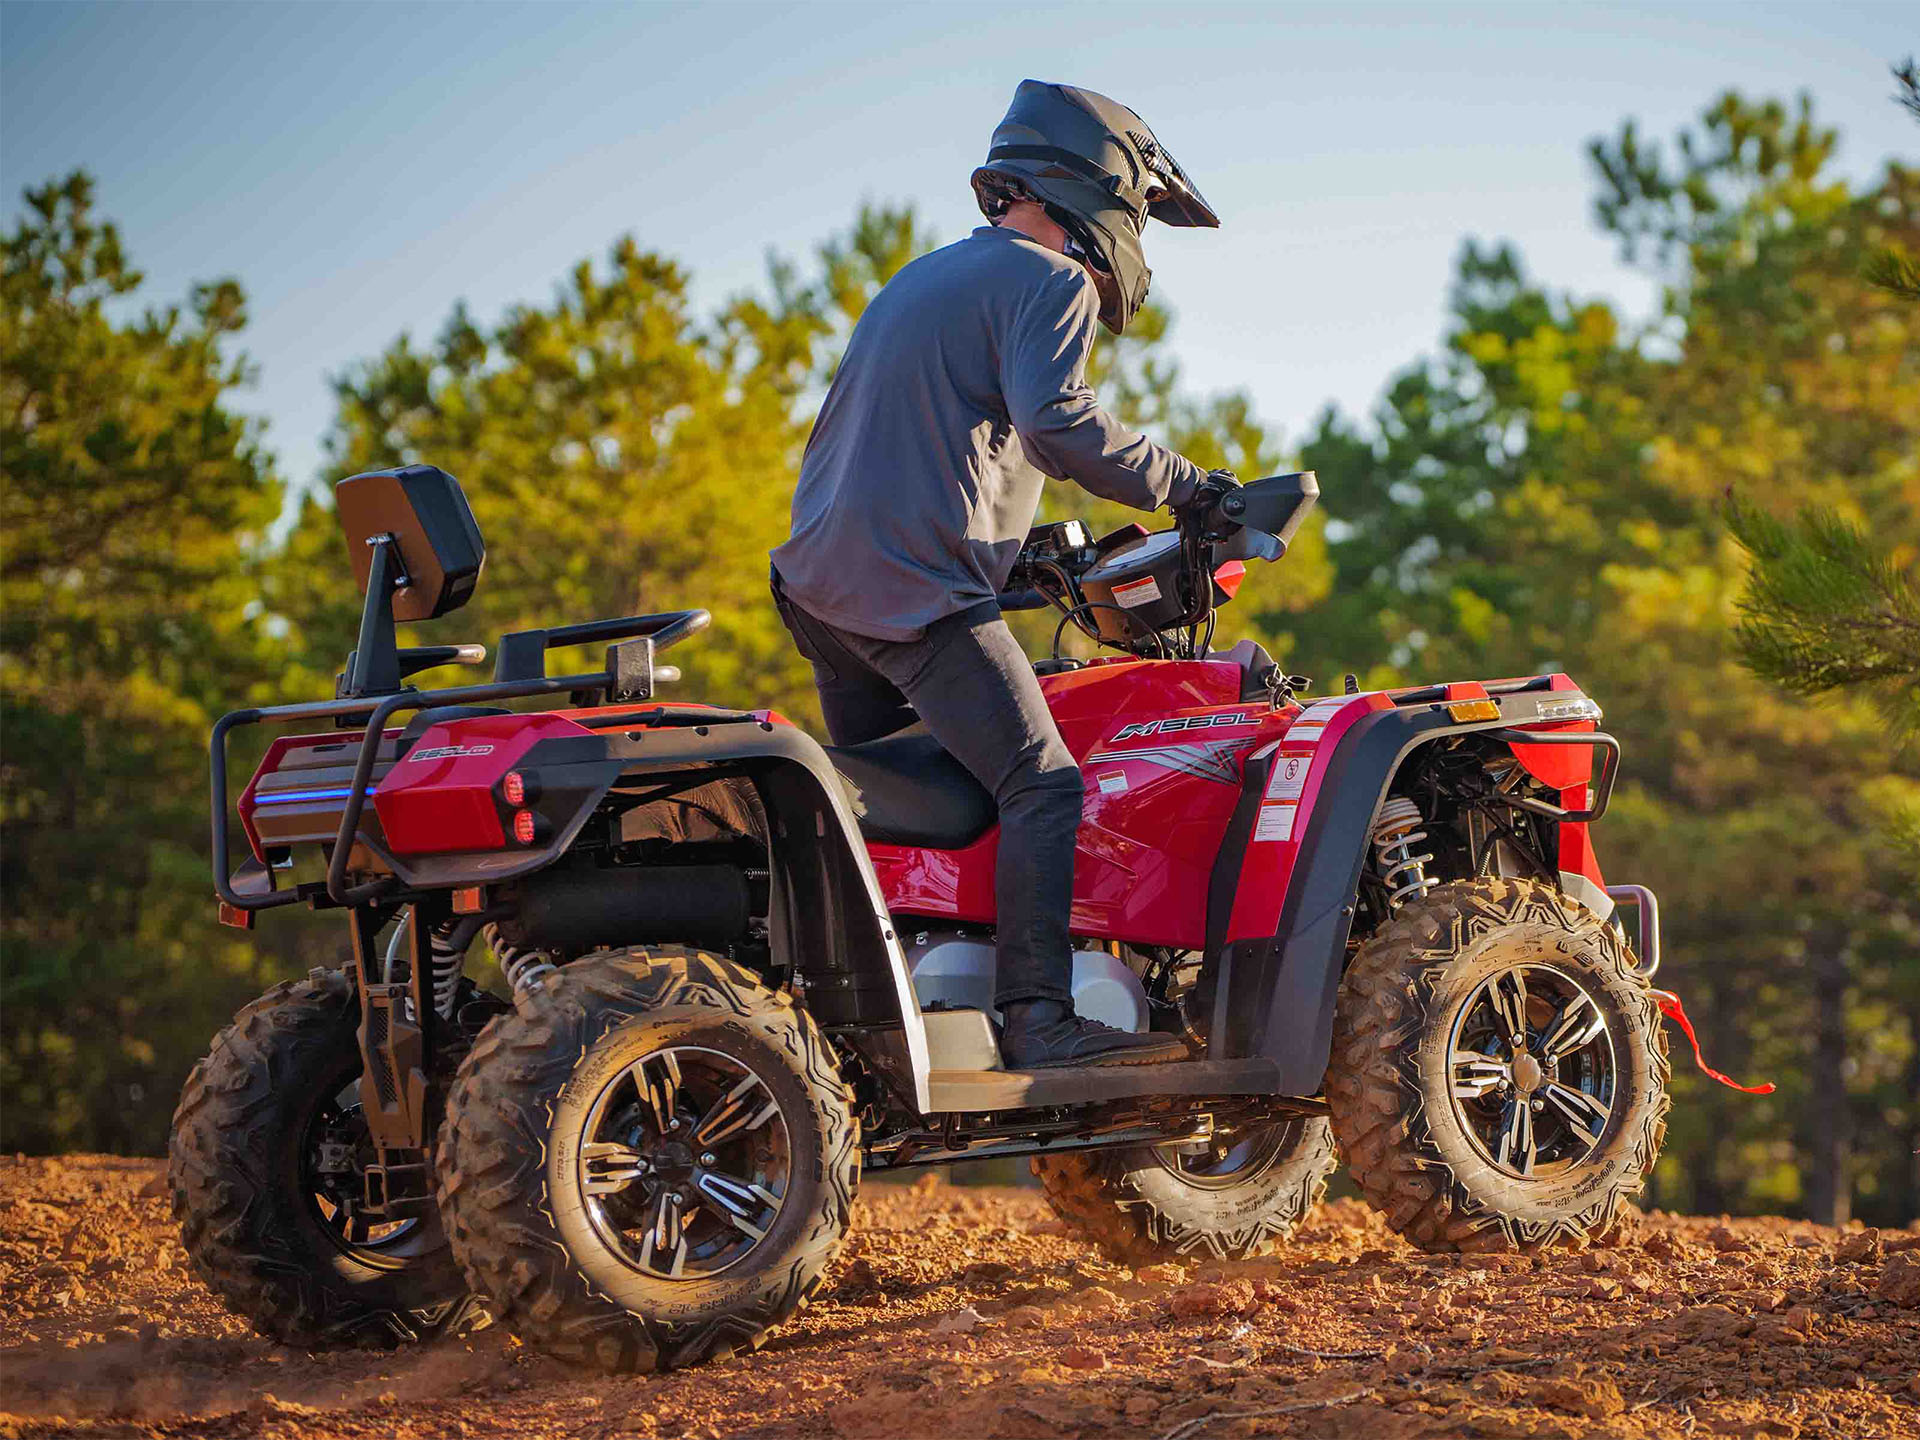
left=826, top=725, right=995, bottom=848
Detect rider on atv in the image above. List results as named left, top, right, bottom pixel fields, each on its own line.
left=770, top=79, right=1224, bottom=1070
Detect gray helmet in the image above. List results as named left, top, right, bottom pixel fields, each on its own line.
left=972, top=79, right=1218, bottom=334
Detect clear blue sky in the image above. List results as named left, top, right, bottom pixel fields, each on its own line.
left=4, top=1, right=1913, bottom=493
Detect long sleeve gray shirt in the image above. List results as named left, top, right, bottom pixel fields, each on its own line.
left=771, top=225, right=1204, bottom=641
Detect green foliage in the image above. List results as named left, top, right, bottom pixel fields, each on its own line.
left=1726, top=498, right=1920, bottom=735
left=1, top=173, right=330, bottom=1152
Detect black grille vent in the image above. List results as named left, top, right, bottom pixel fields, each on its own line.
left=366, top=1006, right=398, bottom=1106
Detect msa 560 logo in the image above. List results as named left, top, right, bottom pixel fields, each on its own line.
left=1092, top=713, right=1256, bottom=786
left=1109, top=712, right=1250, bottom=743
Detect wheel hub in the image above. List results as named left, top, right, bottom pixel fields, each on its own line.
left=1445, top=963, right=1617, bottom=1179
left=575, top=1045, right=791, bottom=1281
left=1510, top=1052, right=1545, bottom=1094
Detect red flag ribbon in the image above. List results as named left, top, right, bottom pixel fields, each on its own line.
left=1652, top=988, right=1775, bottom=1095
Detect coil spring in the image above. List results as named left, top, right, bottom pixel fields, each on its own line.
left=1372, top=796, right=1438, bottom=910
left=382, top=909, right=470, bottom=1019
left=485, top=922, right=556, bottom=997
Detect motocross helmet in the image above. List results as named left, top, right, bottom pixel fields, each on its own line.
left=972, top=79, right=1218, bottom=334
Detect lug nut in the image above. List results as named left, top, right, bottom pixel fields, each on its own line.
left=669, top=1191, right=685, bottom=1205
left=700, top=1152, right=717, bottom=1166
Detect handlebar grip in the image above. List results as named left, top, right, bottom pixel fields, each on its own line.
left=999, top=588, right=1052, bottom=612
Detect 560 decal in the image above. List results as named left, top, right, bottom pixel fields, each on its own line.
left=1110, top=711, right=1251, bottom=743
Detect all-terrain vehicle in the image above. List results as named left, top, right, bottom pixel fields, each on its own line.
left=172, top=462, right=1671, bottom=1370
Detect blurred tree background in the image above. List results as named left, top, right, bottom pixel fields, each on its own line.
left=3, top=86, right=1914, bottom=1223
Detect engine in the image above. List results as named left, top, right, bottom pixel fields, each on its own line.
left=905, top=931, right=1150, bottom=1032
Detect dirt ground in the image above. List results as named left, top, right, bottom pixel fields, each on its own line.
left=4, top=1157, right=1920, bottom=1439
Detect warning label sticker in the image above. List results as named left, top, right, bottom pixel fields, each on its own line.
left=1255, top=803, right=1297, bottom=842
left=1268, top=754, right=1310, bottom=800
left=1097, top=772, right=1128, bottom=794
left=1111, top=575, right=1163, bottom=609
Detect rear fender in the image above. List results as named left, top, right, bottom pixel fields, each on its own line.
left=588, top=721, right=931, bottom=1114
left=1209, top=683, right=1609, bottom=1095
left=361, top=715, right=931, bottom=1113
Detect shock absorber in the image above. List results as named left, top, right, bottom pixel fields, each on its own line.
left=1372, top=797, right=1438, bottom=910
left=484, top=922, right=556, bottom=998
left=382, top=910, right=481, bottom=1018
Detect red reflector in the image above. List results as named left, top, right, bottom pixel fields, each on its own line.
left=218, top=902, right=255, bottom=931
left=453, top=886, right=487, bottom=914
left=513, top=810, right=537, bottom=845
left=502, top=771, right=526, bottom=806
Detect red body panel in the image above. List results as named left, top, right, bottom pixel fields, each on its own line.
left=374, top=712, right=595, bottom=854
left=876, top=658, right=1300, bottom=947
left=234, top=661, right=1608, bottom=936
left=868, top=670, right=1608, bottom=945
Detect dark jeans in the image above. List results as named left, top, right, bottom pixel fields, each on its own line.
left=771, top=579, right=1082, bottom=1008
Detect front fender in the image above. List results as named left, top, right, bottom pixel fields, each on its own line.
left=1209, top=682, right=1607, bottom=1095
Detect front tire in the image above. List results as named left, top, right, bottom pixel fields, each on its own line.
left=167, top=969, right=475, bottom=1348
left=1032, top=1114, right=1336, bottom=1262
left=1327, top=877, right=1669, bottom=1253
left=435, top=948, right=859, bottom=1372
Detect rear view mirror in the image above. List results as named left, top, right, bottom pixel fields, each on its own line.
left=335, top=464, right=486, bottom=621
left=1219, top=471, right=1318, bottom=546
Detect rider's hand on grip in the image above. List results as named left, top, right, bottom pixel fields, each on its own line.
left=1182, top=469, right=1241, bottom=537
left=1189, top=468, right=1240, bottom=512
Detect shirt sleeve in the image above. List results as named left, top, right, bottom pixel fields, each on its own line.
left=1000, top=267, right=1204, bottom=511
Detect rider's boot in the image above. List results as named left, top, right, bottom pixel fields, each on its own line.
left=999, top=999, right=1188, bottom=1069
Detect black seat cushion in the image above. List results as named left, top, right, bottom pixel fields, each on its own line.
left=826, top=724, right=995, bottom=848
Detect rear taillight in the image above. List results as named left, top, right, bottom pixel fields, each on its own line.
left=512, top=809, right=537, bottom=845
left=501, top=770, right=526, bottom=806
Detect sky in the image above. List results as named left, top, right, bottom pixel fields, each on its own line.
left=4, top=1, right=1914, bottom=495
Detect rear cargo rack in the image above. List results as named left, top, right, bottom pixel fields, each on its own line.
left=211, top=609, right=711, bottom=914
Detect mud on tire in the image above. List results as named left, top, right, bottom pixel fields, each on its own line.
left=1327, top=877, right=1669, bottom=1254
left=1031, top=1115, right=1336, bottom=1262
left=435, top=948, right=859, bottom=1373
left=168, top=969, right=476, bottom=1348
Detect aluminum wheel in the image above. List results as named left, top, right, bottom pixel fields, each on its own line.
left=300, top=1076, right=437, bottom=1265
left=1151, top=1117, right=1304, bottom=1191
left=575, top=1045, right=791, bottom=1280
left=1446, top=962, right=1617, bottom=1179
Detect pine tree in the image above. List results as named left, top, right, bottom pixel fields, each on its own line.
left=1726, top=496, right=1920, bottom=738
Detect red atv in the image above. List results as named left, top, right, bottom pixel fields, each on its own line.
left=172, top=463, right=1669, bottom=1370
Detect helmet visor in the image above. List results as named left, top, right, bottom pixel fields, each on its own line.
left=1138, top=138, right=1218, bottom=228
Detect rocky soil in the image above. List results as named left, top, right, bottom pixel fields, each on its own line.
left=4, top=1156, right=1920, bottom=1438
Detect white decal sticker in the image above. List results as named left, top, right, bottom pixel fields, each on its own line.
left=1097, top=772, right=1128, bottom=794
left=1268, top=753, right=1310, bottom=800
left=1111, top=575, right=1163, bottom=609
left=1111, top=712, right=1250, bottom=742
left=1255, top=803, right=1297, bottom=842
left=409, top=743, right=496, bottom=763
left=1284, top=724, right=1326, bottom=742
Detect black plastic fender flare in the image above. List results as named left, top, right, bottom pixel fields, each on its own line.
left=532, top=721, right=933, bottom=1112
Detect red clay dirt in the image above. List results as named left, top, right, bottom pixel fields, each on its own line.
left=4, top=1155, right=1920, bottom=1438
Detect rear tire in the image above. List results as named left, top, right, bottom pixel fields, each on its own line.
left=1327, top=877, right=1669, bottom=1253
left=168, top=969, right=476, bottom=1348
left=435, top=948, right=859, bottom=1372
left=1032, top=1115, right=1336, bottom=1262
